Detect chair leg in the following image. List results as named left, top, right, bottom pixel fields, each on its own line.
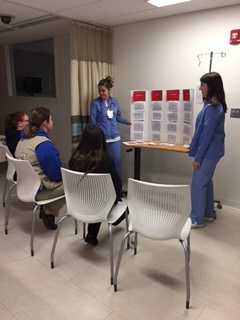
left=4, top=185, right=16, bottom=235
left=30, top=205, right=39, bottom=256
left=108, top=223, right=114, bottom=285
left=113, top=230, right=133, bottom=292
left=82, top=222, right=86, bottom=239
left=74, top=219, right=78, bottom=235
left=2, top=179, right=8, bottom=207
left=4, top=197, right=11, bottom=235
left=5, top=182, right=16, bottom=207
left=180, top=239, right=190, bottom=309
left=131, top=232, right=138, bottom=254
left=50, top=215, right=71, bottom=269
left=125, top=208, right=130, bottom=249
left=187, top=234, right=190, bottom=262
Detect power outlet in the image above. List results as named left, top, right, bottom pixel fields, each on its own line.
left=230, top=108, right=240, bottom=118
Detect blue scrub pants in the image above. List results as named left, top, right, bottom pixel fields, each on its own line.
left=190, top=158, right=219, bottom=225
left=107, top=140, right=121, bottom=179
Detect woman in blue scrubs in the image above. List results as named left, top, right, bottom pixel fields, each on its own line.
left=90, top=76, right=131, bottom=178
left=189, top=72, right=227, bottom=228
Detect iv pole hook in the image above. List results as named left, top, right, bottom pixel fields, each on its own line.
left=209, top=51, right=213, bottom=72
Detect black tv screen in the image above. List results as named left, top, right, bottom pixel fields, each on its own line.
left=24, top=77, right=42, bottom=94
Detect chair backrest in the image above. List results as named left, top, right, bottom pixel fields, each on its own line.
left=127, top=178, right=191, bottom=240
left=0, top=142, right=15, bottom=182
left=6, top=153, right=41, bottom=202
left=61, top=167, right=116, bottom=223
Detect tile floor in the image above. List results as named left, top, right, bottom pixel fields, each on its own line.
left=0, top=162, right=240, bottom=320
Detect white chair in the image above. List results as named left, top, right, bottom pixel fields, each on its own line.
left=0, top=141, right=16, bottom=208
left=50, top=167, right=128, bottom=285
left=114, top=178, right=192, bottom=309
left=5, top=153, right=65, bottom=256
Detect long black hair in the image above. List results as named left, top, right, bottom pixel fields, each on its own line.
left=69, top=124, right=109, bottom=174
left=200, top=72, right=227, bottom=113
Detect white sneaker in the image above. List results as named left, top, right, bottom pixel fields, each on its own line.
left=205, top=217, right=214, bottom=222
left=191, top=222, right=205, bottom=229
left=205, top=212, right=217, bottom=222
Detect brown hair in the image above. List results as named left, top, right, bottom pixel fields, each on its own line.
left=200, top=72, right=227, bottom=113
left=23, top=107, right=50, bottom=138
left=4, top=112, right=25, bottom=129
left=98, top=76, right=114, bottom=90
left=69, top=124, right=108, bottom=175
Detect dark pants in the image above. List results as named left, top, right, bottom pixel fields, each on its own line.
left=87, top=223, right=101, bottom=239
left=87, top=210, right=127, bottom=239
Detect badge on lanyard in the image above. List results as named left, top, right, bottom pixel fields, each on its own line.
left=107, top=109, right=114, bottom=119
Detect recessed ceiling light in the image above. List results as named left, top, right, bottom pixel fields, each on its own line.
left=147, top=0, right=191, bottom=8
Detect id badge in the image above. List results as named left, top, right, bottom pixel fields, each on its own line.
left=107, top=109, right=114, bottom=119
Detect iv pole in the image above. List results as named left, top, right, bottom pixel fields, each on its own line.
left=209, top=51, right=213, bottom=72
left=197, top=51, right=226, bottom=72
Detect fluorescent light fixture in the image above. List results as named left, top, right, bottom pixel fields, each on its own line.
left=147, top=0, right=191, bottom=8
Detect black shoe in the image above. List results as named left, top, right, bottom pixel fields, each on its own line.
left=85, top=234, right=98, bottom=246
left=39, top=210, right=57, bottom=230
left=121, top=189, right=127, bottom=198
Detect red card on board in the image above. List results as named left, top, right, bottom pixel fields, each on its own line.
left=132, top=91, right=146, bottom=102
left=166, top=90, right=180, bottom=101
left=183, top=89, right=190, bottom=101
left=151, top=90, right=162, bottom=101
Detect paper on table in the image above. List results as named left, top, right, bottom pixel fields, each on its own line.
left=160, top=143, right=175, bottom=146
left=124, top=140, right=145, bottom=145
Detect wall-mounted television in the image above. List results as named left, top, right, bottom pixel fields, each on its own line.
left=24, top=77, right=42, bottom=95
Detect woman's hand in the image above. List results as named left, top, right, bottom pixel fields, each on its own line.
left=193, top=161, right=200, bottom=170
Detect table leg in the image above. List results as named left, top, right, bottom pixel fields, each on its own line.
left=134, top=148, right=141, bottom=180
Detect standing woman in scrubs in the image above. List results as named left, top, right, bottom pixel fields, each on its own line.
left=189, top=72, right=227, bottom=228
left=90, top=76, right=131, bottom=178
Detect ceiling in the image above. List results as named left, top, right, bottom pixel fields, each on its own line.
left=0, top=0, right=240, bottom=41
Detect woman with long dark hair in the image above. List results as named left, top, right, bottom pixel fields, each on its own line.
left=189, top=72, right=227, bottom=228
left=69, top=124, right=123, bottom=245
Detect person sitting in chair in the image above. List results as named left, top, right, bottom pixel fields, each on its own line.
left=69, top=124, right=125, bottom=245
left=15, top=107, right=65, bottom=230
left=4, top=111, right=29, bottom=156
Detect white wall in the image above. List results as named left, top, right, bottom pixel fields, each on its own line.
left=113, top=5, right=240, bottom=207
left=0, top=33, right=72, bottom=164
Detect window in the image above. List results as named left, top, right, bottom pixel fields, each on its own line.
left=9, top=38, right=56, bottom=98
